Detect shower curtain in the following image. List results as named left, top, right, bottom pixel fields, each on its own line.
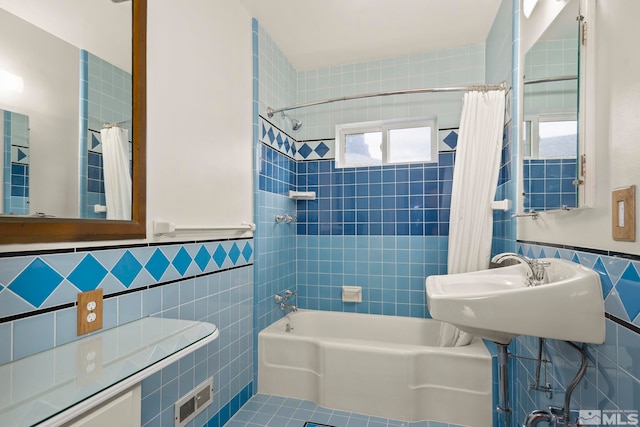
left=100, top=126, right=132, bottom=220
left=438, top=89, right=505, bottom=347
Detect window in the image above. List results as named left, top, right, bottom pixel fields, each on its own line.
left=335, top=118, right=437, bottom=168
left=523, top=115, right=577, bottom=159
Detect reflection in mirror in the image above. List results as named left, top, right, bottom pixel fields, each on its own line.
left=0, top=0, right=146, bottom=244
left=0, top=3, right=131, bottom=220
left=522, top=0, right=579, bottom=212
left=1, top=109, right=30, bottom=215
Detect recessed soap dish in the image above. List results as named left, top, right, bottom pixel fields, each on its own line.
left=342, top=286, right=362, bottom=303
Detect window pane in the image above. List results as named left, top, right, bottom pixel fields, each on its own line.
left=538, top=120, right=577, bottom=158
left=344, top=132, right=382, bottom=167
left=388, top=127, right=431, bottom=163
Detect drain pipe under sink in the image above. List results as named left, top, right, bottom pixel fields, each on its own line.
left=523, top=341, right=588, bottom=427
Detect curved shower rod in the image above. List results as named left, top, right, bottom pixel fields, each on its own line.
left=523, top=74, right=577, bottom=85
left=266, top=82, right=507, bottom=117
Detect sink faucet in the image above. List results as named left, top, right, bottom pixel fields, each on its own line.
left=491, top=252, right=551, bottom=286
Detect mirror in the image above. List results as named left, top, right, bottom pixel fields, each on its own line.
left=1, top=109, right=30, bottom=215
left=0, top=0, right=146, bottom=243
left=521, top=0, right=580, bottom=212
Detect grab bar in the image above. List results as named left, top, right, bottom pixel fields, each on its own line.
left=154, top=220, right=256, bottom=236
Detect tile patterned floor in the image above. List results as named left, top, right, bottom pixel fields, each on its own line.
left=225, top=394, right=461, bottom=427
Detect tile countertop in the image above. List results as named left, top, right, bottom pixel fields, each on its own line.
left=0, top=317, right=219, bottom=427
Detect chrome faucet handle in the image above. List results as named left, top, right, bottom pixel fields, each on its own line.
left=530, top=259, right=551, bottom=286
left=531, top=259, right=551, bottom=267
left=284, top=289, right=296, bottom=297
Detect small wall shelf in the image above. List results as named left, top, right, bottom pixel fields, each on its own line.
left=0, top=317, right=218, bottom=427
left=288, top=190, right=316, bottom=200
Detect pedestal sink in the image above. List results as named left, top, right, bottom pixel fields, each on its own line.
left=425, top=258, right=605, bottom=345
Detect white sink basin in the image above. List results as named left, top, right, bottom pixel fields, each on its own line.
left=425, top=258, right=605, bottom=344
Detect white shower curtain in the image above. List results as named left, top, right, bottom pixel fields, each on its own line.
left=100, top=126, right=132, bottom=220
left=439, top=90, right=505, bottom=347
left=448, top=90, right=505, bottom=273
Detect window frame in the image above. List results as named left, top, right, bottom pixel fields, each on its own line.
left=523, top=113, right=578, bottom=159
left=335, top=117, right=438, bottom=168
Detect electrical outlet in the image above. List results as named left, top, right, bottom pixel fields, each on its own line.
left=77, top=289, right=103, bottom=336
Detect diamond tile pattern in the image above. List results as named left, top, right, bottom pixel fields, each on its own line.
left=258, top=118, right=335, bottom=161
left=172, top=247, right=192, bottom=276
left=145, top=249, right=170, bottom=281
left=213, top=245, right=228, bottom=268
left=67, top=254, right=108, bottom=292
left=228, top=243, right=241, bottom=265
left=297, top=143, right=312, bottom=159
left=1, top=239, right=253, bottom=311
left=443, top=130, right=458, bottom=150
left=616, top=263, right=640, bottom=321
left=111, top=250, right=143, bottom=288
left=314, top=141, right=330, bottom=158
left=8, top=259, right=63, bottom=307
left=242, top=242, right=253, bottom=262
left=194, top=246, right=211, bottom=271
left=259, top=117, right=297, bottom=158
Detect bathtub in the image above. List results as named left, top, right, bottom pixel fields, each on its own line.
left=258, top=310, right=492, bottom=426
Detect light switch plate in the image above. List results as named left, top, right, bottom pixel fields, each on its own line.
left=77, top=289, right=103, bottom=336
left=612, top=185, right=636, bottom=242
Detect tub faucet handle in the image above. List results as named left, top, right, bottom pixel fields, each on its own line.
left=280, top=303, right=298, bottom=312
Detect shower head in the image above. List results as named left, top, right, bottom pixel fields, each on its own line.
left=290, top=118, right=302, bottom=131
left=281, top=112, right=302, bottom=131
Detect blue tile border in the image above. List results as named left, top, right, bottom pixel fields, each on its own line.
left=0, top=238, right=254, bottom=322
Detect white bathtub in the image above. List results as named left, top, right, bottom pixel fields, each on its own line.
left=258, top=310, right=492, bottom=426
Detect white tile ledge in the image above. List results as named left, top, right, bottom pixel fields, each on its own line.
left=0, top=317, right=219, bottom=427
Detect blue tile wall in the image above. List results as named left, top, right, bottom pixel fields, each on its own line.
left=257, top=141, right=296, bottom=196
left=296, top=235, right=447, bottom=318
left=256, top=114, right=457, bottom=318
left=514, top=242, right=640, bottom=427
left=493, top=123, right=516, bottom=256
left=523, top=158, right=577, bottom=211
left=0, top=239, right=254, bottom=427
left=253, top=19, right=299, bottom=391
left=295, top=154, right=454, bottom=237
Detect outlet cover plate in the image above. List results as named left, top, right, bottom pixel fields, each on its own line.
left=77, top=289, right=103, bottom=336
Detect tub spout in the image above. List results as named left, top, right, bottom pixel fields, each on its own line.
left=280, top=303, right=297, bottom=312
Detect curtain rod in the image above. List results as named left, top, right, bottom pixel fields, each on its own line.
left=523, top=75, right=577, bottom=85
left=102, top=119, right=132, bottom=129
left=266, top=82, right=507, bottom=117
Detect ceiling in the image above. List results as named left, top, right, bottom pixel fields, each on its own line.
left=238, top=0, right=503, bottom=71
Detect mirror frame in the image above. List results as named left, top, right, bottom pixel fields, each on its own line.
left=0, top=0, right=146, bottom=244
left=517, top=0, right=596, bottom=215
